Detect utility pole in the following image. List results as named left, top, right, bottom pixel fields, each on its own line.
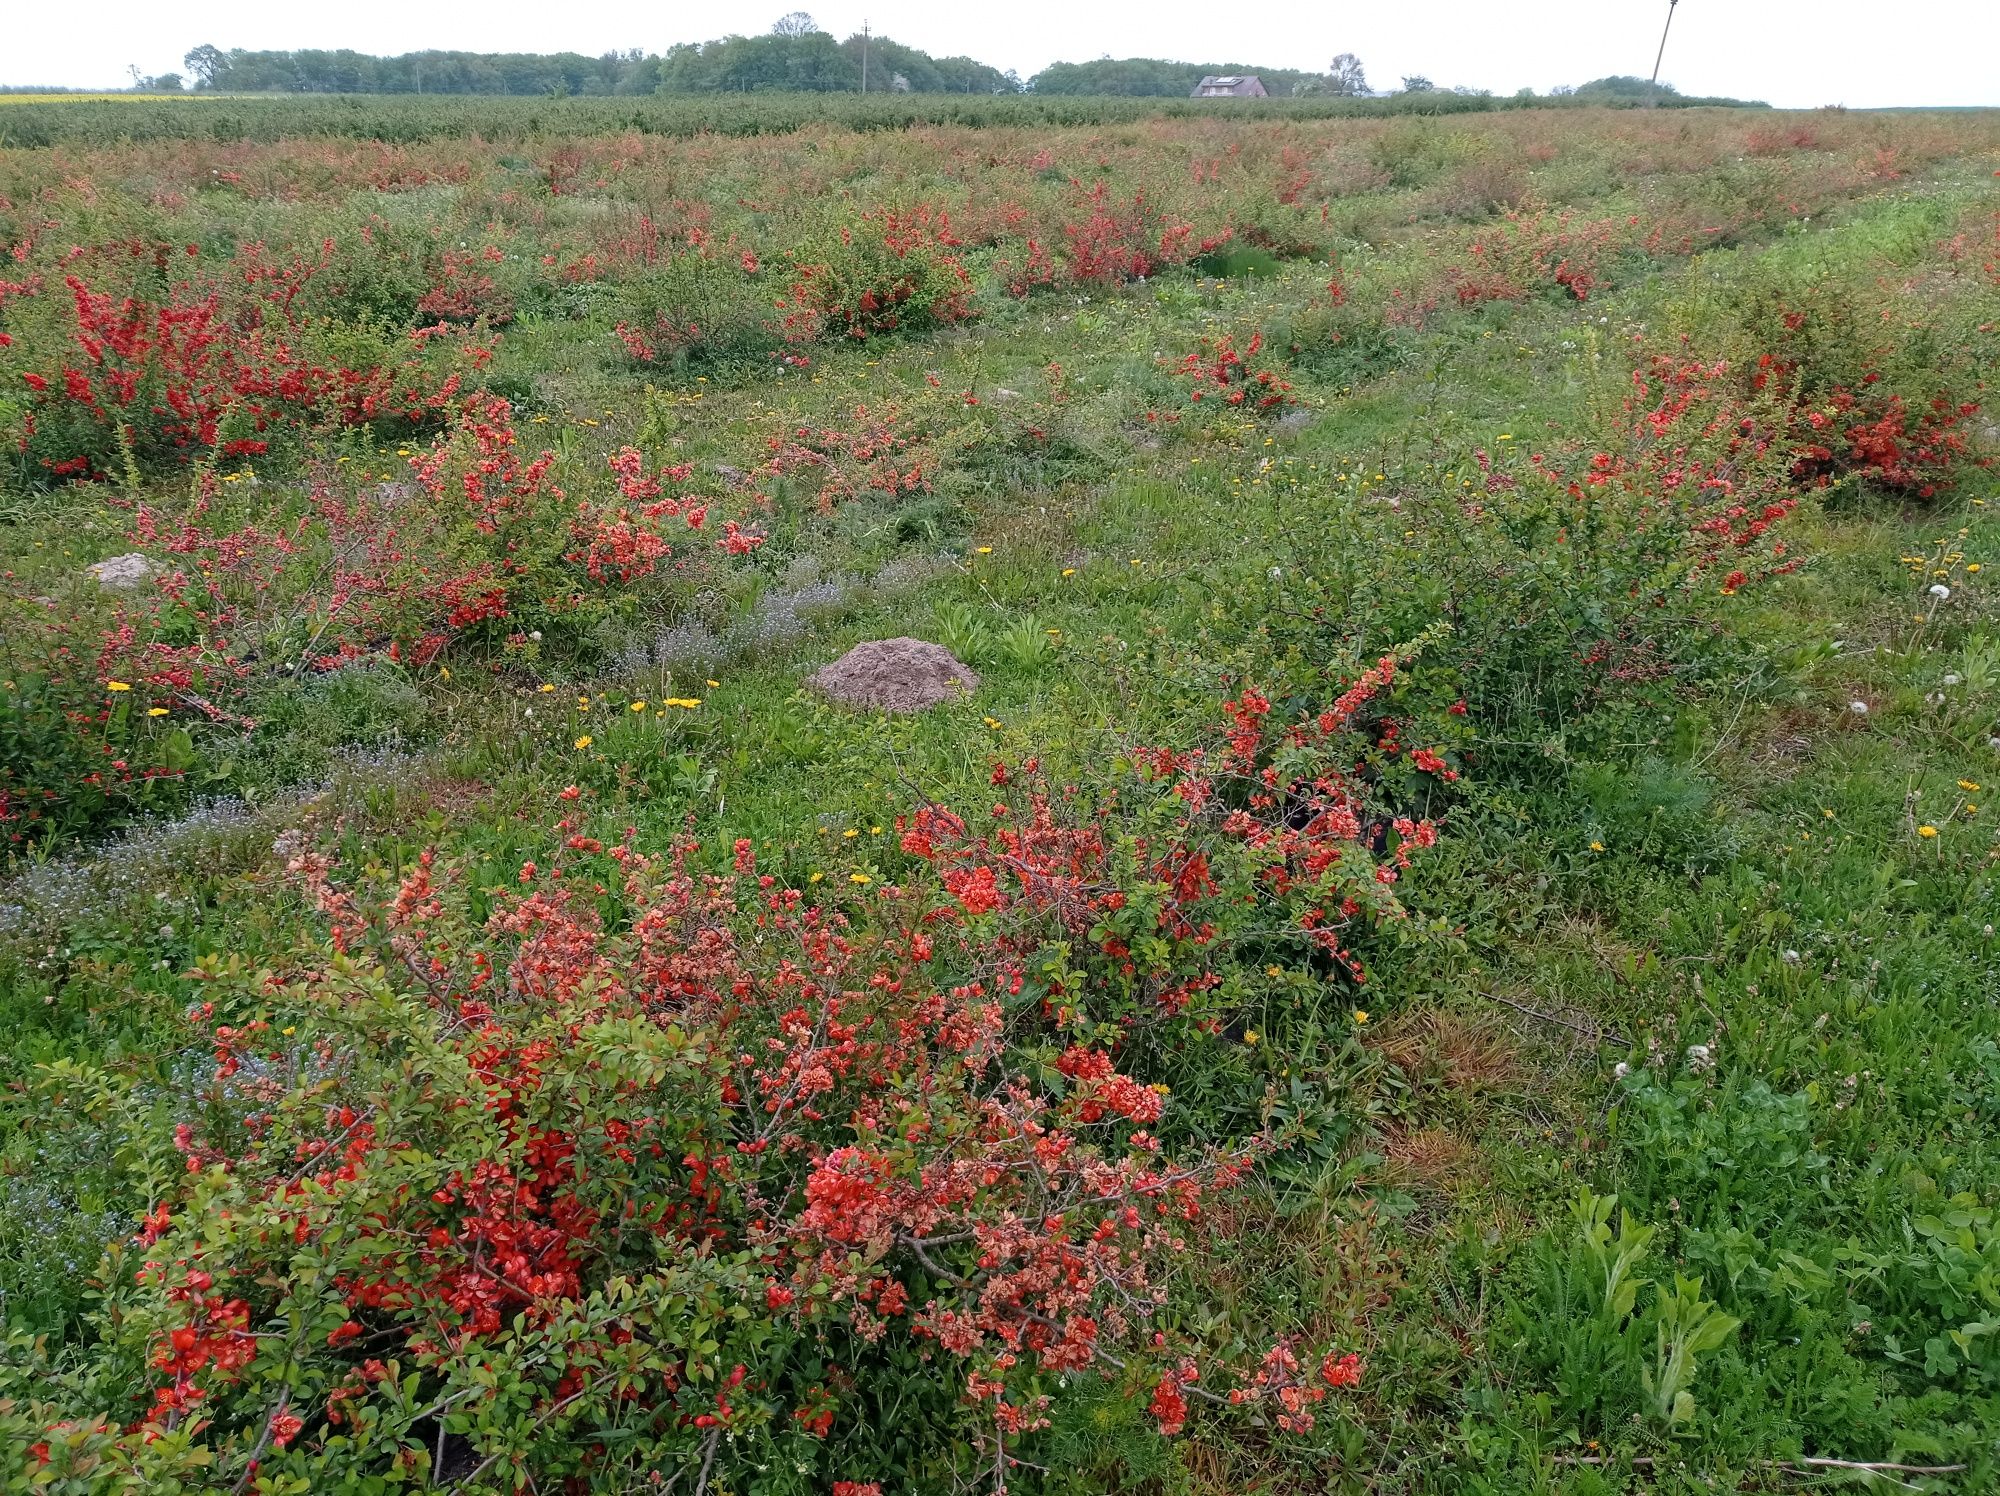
left=861, top=20, right=870, bottom=94
left=1648, top=0, right=1680, bottom=109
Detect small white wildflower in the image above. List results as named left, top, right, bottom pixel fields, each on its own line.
left=1928, top=583, right=1950, bottom=600
left=1268, top=566, right=1283, bottom=580
left=1848, top=700, right=1869, bottom=715
left=1686, top=1043, right=1716, bottom=1074
left=529, top=630, right=543, bottom=641
left=1782, top=949, right=1800, bottom=963
left=1612, top=1061, right=1630, bottom=1079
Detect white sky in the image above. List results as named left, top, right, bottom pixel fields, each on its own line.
left=7, top=1, right=1996, bottom=109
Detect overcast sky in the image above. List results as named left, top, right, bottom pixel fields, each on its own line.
left=8, top=1, right=1996, bottom=109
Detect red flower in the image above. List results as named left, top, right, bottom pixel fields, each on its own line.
left=1149, top=1370, right=1189, bottom=1435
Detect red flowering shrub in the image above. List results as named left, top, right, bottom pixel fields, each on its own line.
left=0, top=397, right=767, bottom=847
left=1723, top=278, right=1986, bottom=501
left=1267, top=346, right=1814, bottom=771
left=1059, top=182, right=1227, bottom=287
left=1791, top=385, right=1980, bottom=499
left=1451, top=209, right=1620, bottom=306
left=1, top=245, right=488, bottom=484
left=756, top=402, right=940, bottom=515
left=779, top=205, right=975, bottom=343
left=1178, top=330, right=1295, bottom=412
left=4, top=679, right=1401, bottom=1487
left=606, top=248, right=778, bottom=370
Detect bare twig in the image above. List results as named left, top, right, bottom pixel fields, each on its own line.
left=1554, top=1453, right=1967, bottom=1479
left=1484, top=991, right=1630, bottom=1051
left=692, top=1427, right=723, bottom=1496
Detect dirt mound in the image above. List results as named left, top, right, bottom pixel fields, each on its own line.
left=807, top=637, right=979, bottom=713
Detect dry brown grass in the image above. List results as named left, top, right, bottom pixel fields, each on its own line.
left=1366, top=1005, right=1522, bottom=1094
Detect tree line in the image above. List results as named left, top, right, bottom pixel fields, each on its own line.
left=177, top=19, right=1017, bottom=98
left=161, top=19, right=1744, bottom=105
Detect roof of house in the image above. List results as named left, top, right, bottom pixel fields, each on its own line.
left=1191, top=74, right=1267, bottom=98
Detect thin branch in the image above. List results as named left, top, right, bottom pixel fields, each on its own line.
left=1484, top=991, right=1630, bottom=1050
left=692, top=1427, right=723, bottom=1496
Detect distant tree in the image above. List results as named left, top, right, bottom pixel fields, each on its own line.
left=771, top=11, right=818, bottom=35
left=1399, top=74, right=1435, bottom=93
left=1573, top=74, right=1676, bottom=98
left=183, top=44, right=226, bottom=89
left=1327, top=53, right=1369, bottom=95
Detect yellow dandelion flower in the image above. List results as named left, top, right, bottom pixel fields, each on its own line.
left=630, top=700, right=647, bottom=712
left=809, top=871, right=824, bottom=883
left=1265, top=964, right=1283, bottom=977
left=665, top=697, right=702, bottom=709
left=975, top=546, right=993, bottom=555
left=438, top=666, right=451, bottom=681
left=574, top=735, right=593, bottom=750
left=1960, top=781, right=1982, bottom=792
left=147, top=706, right=169, bottom=716
left=849, top=873, right=871, bottom=885
left=1243, top=1030, right=1260, bottom=1046
left=707, top=679, right=720, bottom=688
left=106, top=680, right=131, bottom=691
left=539, top=683, right=555, bottom=693
left=1353, top=1009, right=1369, bottom=1025
left=1061, top=568, right=1076, bottom=577
left=1590, top=840, right=1605, bottom=852
left=1917, top=825, right=1938, bottom=838
left=843, top=828, right=859, bottom=839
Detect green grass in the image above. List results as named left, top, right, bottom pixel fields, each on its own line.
left=2, top=108, right=1998, bottom=1492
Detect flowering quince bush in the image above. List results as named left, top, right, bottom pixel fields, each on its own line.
left=1054, top=181, right=1232, bottom=288
left=609, top=248, right=781, bottom=371
left=1176, top=330, right=1295, bottom=413
left=777, top=205, right=976, bottom=344
left=1728, top=286, right=1990, bottom=503
left=0, top=395, right=767, bottom=848
left=1267, top=343, right=1821, bottom=769
left=1449, top=208, right=1621, bottom=306
left=0, top=670, right=1429, bottom=1491
left=0, top=239, right=493, bottom=485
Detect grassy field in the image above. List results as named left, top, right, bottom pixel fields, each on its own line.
left=1, top=101, right=1998, bottom=1493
